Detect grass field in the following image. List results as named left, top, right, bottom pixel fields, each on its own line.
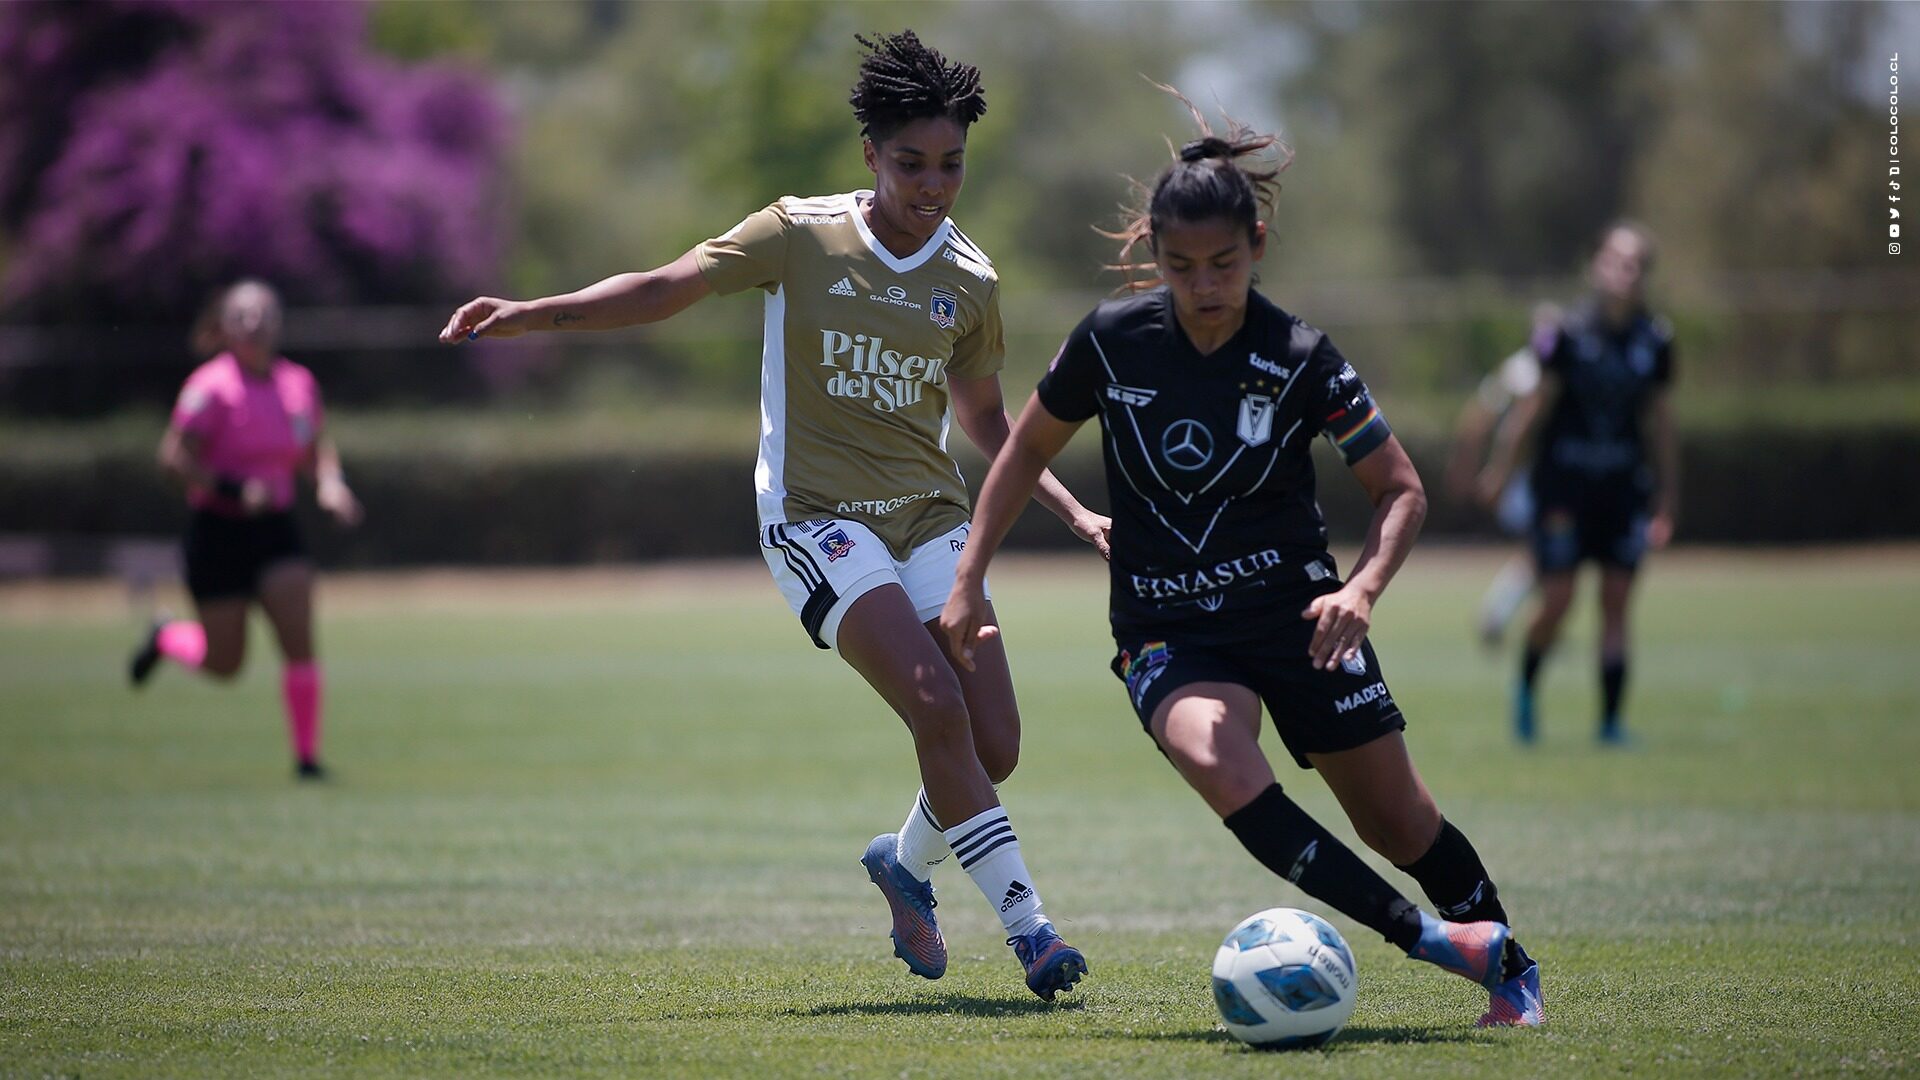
left=2, top=549, right=1917, bottom=1078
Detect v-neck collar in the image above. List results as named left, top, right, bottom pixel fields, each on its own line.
left=1161, top=287, right=1261, bottom=361
left=848, top=190, right=953, bottom=275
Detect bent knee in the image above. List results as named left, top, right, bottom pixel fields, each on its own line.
left=978, top=739, right=1019, bottom=784
left=201, top=657, right=244, bottom=680
left=1358, top=812, right=1442, bottom=866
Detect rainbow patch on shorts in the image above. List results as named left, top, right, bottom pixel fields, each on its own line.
left=1119, top=641, right=1172, bottom=707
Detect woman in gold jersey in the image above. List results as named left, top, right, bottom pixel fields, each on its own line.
left=439, top=30, right=1103, bottom=1001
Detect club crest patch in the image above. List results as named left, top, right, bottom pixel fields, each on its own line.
left=818, top=529, right=857, bottom=562
left=1117, top=641, right=1173, bottom=708
left=1341, top=648, right=1368, bottom=676
left=929, top=288, right=957, bottom=329
left=1237, top=393, right=1276, bottom=446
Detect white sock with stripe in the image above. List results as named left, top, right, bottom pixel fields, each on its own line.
left=895, top=788, right=950, bottom=882
left=943, top=805, right=1050, bottom=938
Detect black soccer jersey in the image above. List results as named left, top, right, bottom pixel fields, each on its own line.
left=1036, top=287, right=1392, bottom=640
left=1530, top=300, right=1674, bottom=491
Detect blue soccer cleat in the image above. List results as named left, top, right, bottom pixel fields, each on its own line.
left=860, top=834, right=946, bottom=979
left=1008, top=924, right=1087, bottom=1002
left=1512, top=679, right=1537, bottom=743
left=1408, top=912, right=1510, bottom=990
left=1479, top=960, right=1546, bottom=1027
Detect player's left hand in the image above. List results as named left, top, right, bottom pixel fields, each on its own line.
left=318, top=479, right=363, bottom=527
left=939, top=583, right=999, bottom=673
left=1647, top=510, right=1674, bottom=550
left=1302, top=585, right=1373, bottom=671
left=1070, top=512, right=1113, bottom=561
left=1473, top=466, right=1507, bottom=509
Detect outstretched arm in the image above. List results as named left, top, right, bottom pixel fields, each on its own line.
left=1477, top=372, right=1558, bottom=505
left=438, top=249, right=713, bottom=342
left=941, top=392, right=1085, bottom=669
left=1301, top=436, right=1427, bottom=671
left=948, top=373, right=1110, bottom=559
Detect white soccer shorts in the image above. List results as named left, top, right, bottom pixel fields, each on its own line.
left=759, top=518, right=988, bottom=651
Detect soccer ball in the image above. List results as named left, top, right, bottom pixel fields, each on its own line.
left=1211, top=907, right=1358, bottom=1049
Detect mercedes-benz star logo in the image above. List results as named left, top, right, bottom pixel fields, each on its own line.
left=1161, top=419, right=1214, bottom=470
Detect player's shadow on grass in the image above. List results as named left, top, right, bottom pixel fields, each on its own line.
left=1321, top=1024, right=1479, bottom=1048
left=1118, top=1024, right=1475, bottom=1048
left=799, top=992, right=1085, bottom=1019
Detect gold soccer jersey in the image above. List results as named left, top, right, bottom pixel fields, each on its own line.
left=694, top=191, right=1005, bottom=559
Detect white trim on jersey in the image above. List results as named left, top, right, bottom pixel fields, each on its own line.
left=945, top=223, right=993, bottom=267
left=754, top=285, right=791, bottom=525
left=847, top=189, right=954, bottom=275
left=1088, top=329, right=1297, bottom=556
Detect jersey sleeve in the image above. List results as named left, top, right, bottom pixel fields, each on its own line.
left=1533, top=319, right=1572, bottom=378
left=1477, top=348, right=1540, bottom=412
left=1304, top=335, right=1393, bottom=465
left=693, top=202, right=790, bottom=296
left=947, top=282, right=1006, bottom=380
left=1033, top=310, right=1104, bottom=423
left=170, top=370, right=225, bottom=440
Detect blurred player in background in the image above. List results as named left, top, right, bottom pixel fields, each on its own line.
left=1479, top=223, right=1677, bottom=744
left=942, top=94, right=1543, bottom=1028
left=129, top=280, right=363, bottom=780
left=439, top=31, right=1103, bottom=1001
left=1445, top=303, right=1560, bottom=647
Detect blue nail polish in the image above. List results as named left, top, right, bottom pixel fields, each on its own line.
left=467, top=331, right=477, bottom=340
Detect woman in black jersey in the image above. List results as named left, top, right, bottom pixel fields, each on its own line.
left=941, top=96, right=1543, bottom=1027
left=1478, top=224, right=1676, bottom=745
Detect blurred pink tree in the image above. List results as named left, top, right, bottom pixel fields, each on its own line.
left=0, top=0, right=509, bottom=322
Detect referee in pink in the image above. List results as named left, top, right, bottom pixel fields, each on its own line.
left=130, top=280, right=362, bottom=779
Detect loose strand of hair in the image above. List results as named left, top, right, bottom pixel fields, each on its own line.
left=1101, top=80, right=1294, bottom=292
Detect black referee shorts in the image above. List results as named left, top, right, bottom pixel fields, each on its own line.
left=183, top=510, right=307, bottom=602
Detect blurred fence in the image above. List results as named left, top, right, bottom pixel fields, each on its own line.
left=3, top=270, right=1917, bottom=575
left=5, top=426, right=1918, bottom=582
left=4, top=267, right=1918, bottom=413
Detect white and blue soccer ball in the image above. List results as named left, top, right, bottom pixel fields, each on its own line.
left=1211, top=907, right=1358, bottom=1049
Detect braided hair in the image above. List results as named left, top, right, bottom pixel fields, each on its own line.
left=848, top=30, right=987, bottom=142
left=1105, top=82, right=1293, bottom=290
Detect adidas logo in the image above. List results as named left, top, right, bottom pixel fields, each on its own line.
left=828, top=276, right=856, bottom=297
left=1000, top=879, right=1034, bottom=912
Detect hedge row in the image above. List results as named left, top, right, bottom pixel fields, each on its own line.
left=3, top=427, right=1916, bottom=569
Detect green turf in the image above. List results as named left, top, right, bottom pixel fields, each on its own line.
left=3, top=553, right=1917, bottom=1077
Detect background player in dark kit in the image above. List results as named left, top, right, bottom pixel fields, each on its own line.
left=941, top=91, right=1543, bottom=1028
left=1479, top=224, right=1677, bottom=744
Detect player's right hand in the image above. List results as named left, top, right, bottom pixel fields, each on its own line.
left=439, top=297, right=531, bottom=342
left=240, top=478, right=273, bottom=516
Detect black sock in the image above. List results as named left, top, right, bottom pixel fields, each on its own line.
left=1601, top=653, right=1628, bottom=730
left=1521, top=646, right=1547, bottom=695
left=1395, top=819, right=1508, bottom=925
left=1398, top=819, right=1536, bottom=980
left=1222, top=784, right=1423, bottom=952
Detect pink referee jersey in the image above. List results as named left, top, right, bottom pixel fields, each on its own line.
left=170, top=353, right=324, bottom=513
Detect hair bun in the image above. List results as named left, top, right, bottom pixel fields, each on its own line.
left=1178, top=136, right=1233, bottom=163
